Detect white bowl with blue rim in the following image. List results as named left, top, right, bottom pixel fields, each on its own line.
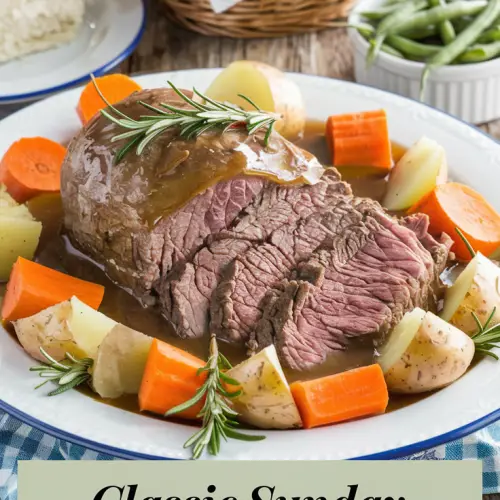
left=0, top=0, right=146, bottom=106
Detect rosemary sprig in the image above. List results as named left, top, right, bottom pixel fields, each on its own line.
left=471, top=307, right=500, bottom=360
left=455, top=227, right=476, bottom=259
left=30, top=348, right=93, bottom=396
left=165, top=333, right=265, bottom=459
left=91, top=75, right=280, bottom=163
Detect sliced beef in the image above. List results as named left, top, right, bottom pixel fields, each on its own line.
left=210, top=200, right=365, bottom=344
left=161, top=169, right=351, bottom=339
left=162, top=238, right=253, bottom=339
left=212, top=242, right=295, bottom=343
left=252, top=209, right=448, bottom=371
left=402, top=213, right=453, bottom=271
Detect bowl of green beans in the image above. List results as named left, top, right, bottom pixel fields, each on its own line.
left=348, top=0, right=500, bottom=123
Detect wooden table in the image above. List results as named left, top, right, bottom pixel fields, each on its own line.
left=124, top=1, right=497, bottom=496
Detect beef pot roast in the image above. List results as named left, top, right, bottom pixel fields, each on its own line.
left=61, top=88, right=451, bottom=371
left=61, top=88, right=322, bottom=303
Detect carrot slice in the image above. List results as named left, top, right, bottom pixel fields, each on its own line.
left=139, top=339, right=207, bottom=419
left=409, top=182, right=500, bottom=261
left=326, top=109, right=392, bottom=171
left=0, top=137, right=66, bottom=203
left=290, top=364, right=389, bottom=429
left=77, top=74, right=142, bottom=125
left=1, top=257, right=104, bottom=322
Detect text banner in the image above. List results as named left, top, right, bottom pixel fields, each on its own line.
left=18, top=460, right=481, bottom=500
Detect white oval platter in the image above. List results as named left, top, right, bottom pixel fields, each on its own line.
left=0, top=69, right=499, bottom=461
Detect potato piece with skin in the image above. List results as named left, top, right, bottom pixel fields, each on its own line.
left=0, top=216, right=42, bottom=280
left=0, top=184, right=42, bottom=280
left=378, top=307, right=426, bottom=373
left=441, top=252, right=500, bottom=334
left=383, top=136, right=447, bottom=211
left=384, top=311, right=474, bottom=394
left=226, top=344, right=302, bottom=429
left=92, top=324, right=153, bottom=399
left=13, top=296, right=116, bottom=362
left=205, top=61, right=306, bottom=140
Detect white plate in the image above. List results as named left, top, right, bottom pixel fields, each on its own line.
left=0, top=0, right=145, bottom=104
left=1, top=69, right=500, bottom=461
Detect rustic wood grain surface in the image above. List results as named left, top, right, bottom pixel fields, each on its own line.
left=120, top=1, right=500, bottom=496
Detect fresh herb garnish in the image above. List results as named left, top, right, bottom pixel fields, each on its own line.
left=165, top=333, right=265, bottom=459
left=471, top=307, right=500, bottom=360
left=455, top=227, right=476, bottom=259
left=91, top=75, right=280, bottom=163
left=30, top=348, right=93, bottom=396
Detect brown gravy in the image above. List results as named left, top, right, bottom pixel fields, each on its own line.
left=0, top=120, right=423, bottom=415
left=81, top=91, right=323, bottom=228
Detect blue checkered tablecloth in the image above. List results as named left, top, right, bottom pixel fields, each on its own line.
left=0, top=411, right=116, bottom=499
left=0, top=409, right=499, bottom=499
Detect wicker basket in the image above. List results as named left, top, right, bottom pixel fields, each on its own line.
left=161, top=0, right=355, bottom=38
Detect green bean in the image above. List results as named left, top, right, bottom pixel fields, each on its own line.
left=356, top=24, right=405, bottom=58
left=421, top=0, right=500, bottom=100
left=367, top=0, right=428, bottom=67
left=452, top=16, right=474, bottom=33
left=354, top=22, right=376, bottom=38
left=453, top=13, right=500, bottom=32
left=477, top=25, right=500, bottom=43
left=429, top=0, right=456, bottom=44
left=389, top=1, right=488, bottom=36
left=405, top=54, right=429, bottom=62
left=386, top=35, right=442, bottom=58
left=381, top=44, right=405, bottom=58
left=457, top=40, right=500, bottom=62
left=360, top=6, right=399, bottom=21
left=399, top=25, right=439, bottom=40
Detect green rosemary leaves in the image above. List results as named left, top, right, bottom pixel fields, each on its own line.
left=165, top=334, right=265, bottom=459
left=91, top=76, right=279, bottom=163
left=30, top=348, right=93, bottom=396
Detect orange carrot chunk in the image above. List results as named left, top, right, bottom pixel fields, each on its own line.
left=77, top=74, right=142, bottom=125
left=139, top=339, right=207, bottom=420
left=326, top=109, right=392, bottom=171
left=1, top=257, right=105, bottom=322
left=0, top=137, right=66, bottom=203
left=290, top=364, right=389, bottom=429
left=409, top=182, right=500, bottom=261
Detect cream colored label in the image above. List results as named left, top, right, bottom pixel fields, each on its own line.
left=18, top=460, right=481, bottom=500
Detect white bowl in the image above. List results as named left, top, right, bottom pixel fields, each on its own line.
left=348, top=0, right=500, bottom=123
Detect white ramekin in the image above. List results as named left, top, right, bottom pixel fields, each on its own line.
left=348, top=0, right=500, bottom=124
